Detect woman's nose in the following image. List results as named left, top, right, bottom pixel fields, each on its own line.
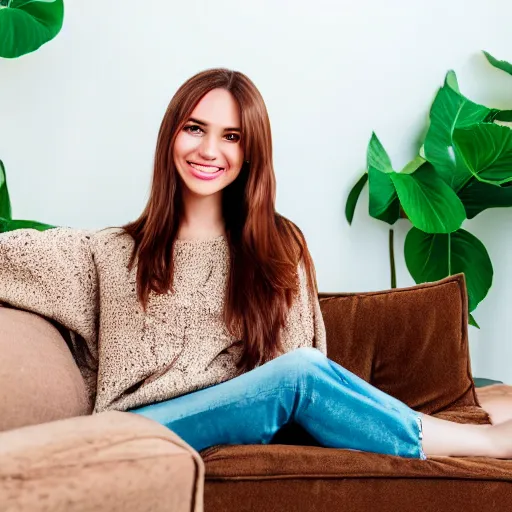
left=198, top=134, right=220, bottom=160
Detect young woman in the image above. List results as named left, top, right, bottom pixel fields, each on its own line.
left=1, top=68, right=511, bottom=460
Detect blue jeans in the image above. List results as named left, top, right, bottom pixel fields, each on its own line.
left=129, top=347, right=426, bottom=459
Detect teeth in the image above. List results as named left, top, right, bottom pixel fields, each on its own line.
left=189, top=162, right=222, bottom=173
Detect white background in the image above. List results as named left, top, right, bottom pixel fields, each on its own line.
left=1, top=1, right=510, bottom=382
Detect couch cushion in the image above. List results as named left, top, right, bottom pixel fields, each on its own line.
left=202, top=443, right=512, bottom=512
left=318, top=274, right=482, bottom=416
left=0, top=306, right=91, bottom=432
left=0, top=411, right=204, bottom=512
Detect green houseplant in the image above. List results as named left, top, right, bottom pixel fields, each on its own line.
left=0, top=0, right=64, bottom=58
left=0, top=161, right=54, bottom=232
left=346, top=51, right=512, bottom=328
left=0, top=0, right=64, bottom=232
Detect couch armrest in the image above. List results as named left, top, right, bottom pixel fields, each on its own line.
left=0, top=411, right=204, bottom=512
left=0, top=306, right=92, bottom=432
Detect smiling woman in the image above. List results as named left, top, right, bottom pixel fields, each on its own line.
left=120, top=68, right=317, bottom=359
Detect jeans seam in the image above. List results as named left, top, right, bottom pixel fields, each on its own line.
left=295, top=369, right=316, bottom=419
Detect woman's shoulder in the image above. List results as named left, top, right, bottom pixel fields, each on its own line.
left=0, top=226, right=96, bottom=251
left=90, top=226, right=132, bottom=245
left=88, top=227, right=134, bottom=261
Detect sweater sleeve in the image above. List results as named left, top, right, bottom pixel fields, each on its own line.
left=0, top=227, right=100, bottom=370
left=279, top=259, right=327, bottom=357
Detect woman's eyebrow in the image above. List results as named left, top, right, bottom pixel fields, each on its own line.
left=187, top=117, right=240, bottom=132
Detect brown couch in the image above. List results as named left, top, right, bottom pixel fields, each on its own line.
left=1, top=273, right=511, bottom=512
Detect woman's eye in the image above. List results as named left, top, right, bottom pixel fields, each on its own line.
left=184, top=125, right=203, bottom=135
left=225, top=133, right=240, bottom=142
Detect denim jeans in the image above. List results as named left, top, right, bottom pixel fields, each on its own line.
left=129, top=347, right=426, bottom=460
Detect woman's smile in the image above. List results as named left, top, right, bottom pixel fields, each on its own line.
left=187, top=161, right=225, bottom=180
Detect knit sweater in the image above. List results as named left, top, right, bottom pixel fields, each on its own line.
left=0, top=227, right=327, bottom=413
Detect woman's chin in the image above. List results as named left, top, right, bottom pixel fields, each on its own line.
left=181, top=179, right=225, bottom=198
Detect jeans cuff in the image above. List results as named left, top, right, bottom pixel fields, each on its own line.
left=416, top=413, right=427, bottom=460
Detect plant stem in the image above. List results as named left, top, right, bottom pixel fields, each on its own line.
left=389, top=228, right=396, bottom=289
left=448, top=232, right=451, bottom=275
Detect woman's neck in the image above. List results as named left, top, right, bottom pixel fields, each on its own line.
left=178, top=190, right=225, bottom=241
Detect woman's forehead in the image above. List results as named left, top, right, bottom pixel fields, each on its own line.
left=190, top=89, right=241, bottom=130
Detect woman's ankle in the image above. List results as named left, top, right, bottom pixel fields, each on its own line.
left=487, top=421, right=512, bottom=459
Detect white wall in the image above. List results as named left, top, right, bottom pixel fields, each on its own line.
left=1, top=0, right=511, bottom=382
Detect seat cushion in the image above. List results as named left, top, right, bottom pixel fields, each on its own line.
left=318, top=274, right=482, bottom=417
left=202, top=442, right=512, bottom=512
left=0, top=411, right=204, bottom=512
left=0, top=306, right=91, bottom=432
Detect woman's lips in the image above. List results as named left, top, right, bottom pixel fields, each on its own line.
left=187, top=161, right=224, bottom=181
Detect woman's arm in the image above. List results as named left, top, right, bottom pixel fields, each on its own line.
left=280, top=260, right=327, bottom=356
left=0, top=227, right=100, bottom=364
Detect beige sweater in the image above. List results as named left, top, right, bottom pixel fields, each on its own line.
left=0, top=227, right=327, bottom=413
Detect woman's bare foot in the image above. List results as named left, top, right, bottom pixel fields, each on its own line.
left=476, top=384, right=512, bottom=425
left=488, top=419, right=512, bottom=459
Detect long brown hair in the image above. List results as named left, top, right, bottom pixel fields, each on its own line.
left=121, top=68, right=317, bottom=373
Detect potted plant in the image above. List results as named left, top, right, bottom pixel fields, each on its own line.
left=0, top=0, right=64, bottom=232
left=346, top=50, right=512, bottom=329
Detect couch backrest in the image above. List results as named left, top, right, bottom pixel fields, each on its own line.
left=318, top=273, right=479, bottom=415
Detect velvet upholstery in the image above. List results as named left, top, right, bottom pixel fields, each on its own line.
left=0, top=411, right=204, bottom=512
left=0, top=306, right=91, bottom=432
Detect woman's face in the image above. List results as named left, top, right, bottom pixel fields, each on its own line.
left=173, top=88, right=244, bottom=199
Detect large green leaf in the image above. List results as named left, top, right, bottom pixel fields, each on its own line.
left=390, top=161, right=466, bottom=234
left=0, top=217, right=55, bottom=233
left=0, top=160, right=12, bottom=220
left=453, top=123, right=512, bottom=186
left=345, top=173, right=368, bottom=224
left=368, top=132, right=393, bottom=173
left=424, top=73, right=491, bottom=192
left=368, top=169, right=400, bottom=224
left=367, top=133, right=400, bottom=224
left=0, top=0, right=64, bottom=58
left=404, top=227, right=493, bottom=312
left=458, top=179, right=512, bottom=219
left=483, top=50, right=512, bottom=76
